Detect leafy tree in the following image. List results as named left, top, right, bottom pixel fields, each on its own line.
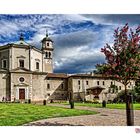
left=133, top=80, right=140, bottom=102
left=101, top=23, right=140, bottom=88
left=101, top=23, right=140, bottom=125
left=94, top=63, right=110, bottom=74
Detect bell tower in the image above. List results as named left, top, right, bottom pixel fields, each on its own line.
left=41, top=31, right=54, bottom=73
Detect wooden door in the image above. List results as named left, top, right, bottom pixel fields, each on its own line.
left=19, top=89, right=25, bottom=99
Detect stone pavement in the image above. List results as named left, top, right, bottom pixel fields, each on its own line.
left=24, top=104, right=140, bottom=126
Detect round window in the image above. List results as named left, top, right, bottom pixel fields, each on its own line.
left=19, top=77, right=25, bottom=82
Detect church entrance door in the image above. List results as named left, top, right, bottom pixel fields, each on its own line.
left=19, top=88, right=25, bottom=100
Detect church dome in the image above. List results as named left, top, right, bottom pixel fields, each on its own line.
left=41, top=31, right=53, bottom=42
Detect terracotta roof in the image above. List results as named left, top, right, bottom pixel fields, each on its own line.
left=46, top=73, right=68, bottom=78
left=69, top=73, right=111, bottom=78
left=69, top=74, right=91, bottom=77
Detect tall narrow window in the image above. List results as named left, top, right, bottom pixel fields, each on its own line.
left=49, top=52, right=51, bottom=58
left=86, top=81, right=88, bottom=85
left=78, top=80, right=80, bottom=85
left=61, top=84, right=64, bottom=89
left=47, top=84, right=50, bottom=89
left=2, top=59, right=7, bottom=69
left=45, top=52, right=48, bottom=58
left=97, top=81, right=99, bottom=85
left=119, top=86, right=121, bottom=90
left=111, top=81, right=113, bottom=85
left=47, top=42, right=49, bottom=46
left=19, top=60, right=24, bottom=68
left=36, top=62, right=39, bottom=70
left=103, top=81, right=105, bottom=85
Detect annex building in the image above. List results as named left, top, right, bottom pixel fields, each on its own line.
left=0, top=33, right=135, bottom=103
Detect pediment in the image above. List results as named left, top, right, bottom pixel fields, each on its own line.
left=10, top=67, right=31, bottom=73
left=16, top=55, right=26, bottom=59
left=14, top=83, right=29, bottom=87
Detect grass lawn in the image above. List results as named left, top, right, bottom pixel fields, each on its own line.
left=0, top=103, right=97, bottom=126
left=62, top=102, right=140, bottom=110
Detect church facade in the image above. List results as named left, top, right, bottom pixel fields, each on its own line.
left=0, top=33, right=135, bottom=103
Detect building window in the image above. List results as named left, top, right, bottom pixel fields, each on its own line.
left=45, top=52, right=48, bottom=58
left=103, top=81, right=105, bottom=85
left=119, top=86, right=121, bottom=90
left=47, top=42, right=49, bottom=46
left=112, top=88, right=115, bottom=93
left=97, top=81, right=99, bottom=85
left=47, top=84, right=50, bottom=89
left=49, top=52, right=51, bottom=58
left=2, top=59, right=7, bottom=69
left=19, top=59, right=24, bottom=68
left=19, top=77, right=25, bottom=83
left=36, top=62, right=39, bottom=70
left=47, top=93, right=50, bottom=96
left=61, top=84, right=64, bottom=89
left=86, top=81, right=88, bottom=85
left=78, top=80, right=80, bottom=85
left=111, top=81, right=113, bottom=85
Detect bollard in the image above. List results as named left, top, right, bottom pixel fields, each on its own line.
left=102, top=100, right=106, bottom=108
left=70, top=100, right=74, bottom=109
left=28, top=99, right=31, bottom=104
left=43, top=100, right=46, bottom=105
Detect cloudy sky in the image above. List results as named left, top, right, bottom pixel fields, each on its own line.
left=0, top=14, right=140, bottom=74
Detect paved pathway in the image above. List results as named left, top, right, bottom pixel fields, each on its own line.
left=24, top=104, right=140, bottom=126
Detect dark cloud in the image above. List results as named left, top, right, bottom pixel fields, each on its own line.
left=54, top=49, right=105, bottom=74
left=81, top=14, right=140, bottom=26
left=53, top=30, right=98, bottom=48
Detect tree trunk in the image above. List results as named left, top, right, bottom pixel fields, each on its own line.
left=69, top=92, right=74, bottom=109
left=125, top=84, right=134, bottom=126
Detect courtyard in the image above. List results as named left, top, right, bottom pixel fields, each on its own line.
left=0, top=102, right=140, bottom=126
left=0, top=103, right=97, bottom=126
left=26, top=104, right=140, bottom=126
left=25, top=103, right=140, bottom=126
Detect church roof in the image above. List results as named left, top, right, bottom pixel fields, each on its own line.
left=46, top=73, right=68, bottom=78
left=13, top=40, right=30, bottom=46
left=41, top=31, right=53, bottom=42
left=41, top=37, right=53, bottom=42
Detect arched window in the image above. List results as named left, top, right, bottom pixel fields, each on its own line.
left=47, top=42, right=49, bottom=46
left=47, top=84, right=50, bottom=89
left=45, top=52, right=48, bottom=58
left=36, top=62, right=39, bottom=70
left=49, top=52, right=51, bottom=58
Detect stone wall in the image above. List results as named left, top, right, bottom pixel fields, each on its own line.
left=0, top=49, right=9, bottom=70
left=32, top=74, right=68, bottom=102
left=10, top=72, right=32, bottom=101
left=30, top=48, right=43, bottom=72
left=0, top=72, right=9, bottom=101
left=68, top=76, right=135, bottom=102
left=11, top=47, right=30, bottom=70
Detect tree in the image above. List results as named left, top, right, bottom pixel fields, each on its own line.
left=133, top=80, right=140, bottom=102
left=101, top=23, right=140, bottom=125
left=94, top=63, right=110, bottom=74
